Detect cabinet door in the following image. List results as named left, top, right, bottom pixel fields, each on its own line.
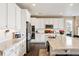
left=15, top=40, right=26, bottom=56
left=14, top=43, right=21, bottom=56
left=0, top=3, right=7, bottom=28
left=16, top=4, right=21, bottom=32
left=3, top=46, right=15, bottom=56
left=15, top=41, right=23, bottom=56
left=25, top=10, right=30, bottom=22
left=17, top=41, right=23, bottom=56
left=22, top=39, right=26, bottom=54
left=21, top=10, right=27, bottom=36
left=8, top=3, right=16, bottom=29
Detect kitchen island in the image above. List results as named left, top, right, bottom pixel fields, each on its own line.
left=47, top=35, right=79, bottom=56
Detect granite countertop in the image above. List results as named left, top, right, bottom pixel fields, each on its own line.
left=48, top=36, right=79, bottom=50
left=0, top=38, right=22, bottom=52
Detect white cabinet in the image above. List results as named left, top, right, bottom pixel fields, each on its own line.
left=17, top=39, right=26, bottom=56
left=21, top=10, right=31, bottom=28
left=15, top=41, right=22, bottom=56
left=26, top=10, right=31, bottom=22
left=15, top=4, right=21, bottom=32
left=22, top=39, right=26, bottom=54
left=3, top=46, right=16, bottom=56
left=0, top=3, right=7, bottom=28
left=3, top=43, right=20, bottom=56
left=21, top=9, right=31, bottom=22
left=3, top=39, right=26, bottom=56
left=18, top=40, right=23, bottom=56
left=14, top=40, right=26, bottom=56
left=31, top=18, right=45, bottom=43
left=18, top=39, right=26, bottom=56
left=0, top=3, right=17, bottom=29
left=21, top=10, right=27, bottom=33
left=8, top=3, right=16, bottom=29
left=21, top=9, right=31, bottom=37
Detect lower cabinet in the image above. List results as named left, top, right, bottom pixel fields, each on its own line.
left=3, top=39, right=26, bottom=56
left=3, top=46, right=16, bottom=56
left=22, top=39, right=26, bottom=55
left=15, top=41, right=22, bottom=56
left=18, top=40, right=24, bottom=56
left=18, top=39, right=26, bottom=56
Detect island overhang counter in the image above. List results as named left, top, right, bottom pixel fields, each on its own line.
left=47, top=36, right=79, bottom=56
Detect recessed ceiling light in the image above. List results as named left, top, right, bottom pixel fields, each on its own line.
left=59, top=12, right=63, bottom=15
left=32, top=4, right=36, bottom=7
left=69, top=3, right=74, bottom=6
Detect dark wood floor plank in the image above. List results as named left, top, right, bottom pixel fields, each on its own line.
left=24, top=43, right=46, bottom=56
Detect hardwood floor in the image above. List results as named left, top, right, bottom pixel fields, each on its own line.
left=24, top=43, right=46, bottom=56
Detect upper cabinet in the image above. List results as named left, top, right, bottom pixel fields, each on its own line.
left=0, top=3, right=7, bottom=28
left=21, top=9, right=31, bottom=32
left=15, top=4, right=21, bottom=32
left=0, top=3, right=31, bottom=32
left=21, top=9, right=31, bottom=22
left=7, top=3, right=16, bottom=29
left=25, top=10, right=31, bottom=22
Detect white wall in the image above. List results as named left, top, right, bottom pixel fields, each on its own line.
left=31, top=18, right=64, bottom=43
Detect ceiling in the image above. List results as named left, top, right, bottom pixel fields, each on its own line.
left=17, top=3, right=79, bottom=16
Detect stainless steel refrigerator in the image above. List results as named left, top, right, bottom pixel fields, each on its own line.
left=26, top=21, right=32, bottom=53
